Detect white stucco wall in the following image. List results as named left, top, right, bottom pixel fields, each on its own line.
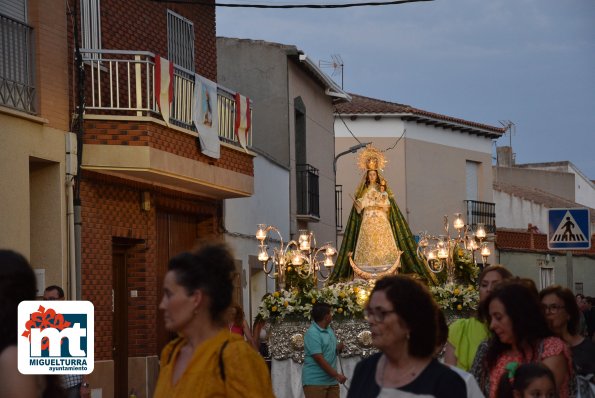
left=494, top=190, right=549, bottom=232
left=224, top=155, right=290, bottom=320
left=573, top=170, right=595, bottom=209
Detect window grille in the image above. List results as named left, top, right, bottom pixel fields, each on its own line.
left=80, top=0, right=101, bottom=56
left=167, top=10, right=194, bottom=72
left=296, top=164, right=319, bottom=219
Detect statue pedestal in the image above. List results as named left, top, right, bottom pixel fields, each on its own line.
left=271, top=356, right=361, bottom=398
left=268, top=318, right=377, bottom=398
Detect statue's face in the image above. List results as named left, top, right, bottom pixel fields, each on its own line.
left=368, top=170, right=378, bottom=183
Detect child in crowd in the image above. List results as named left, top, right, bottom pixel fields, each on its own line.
left=497, top=362, right=558, bottom=398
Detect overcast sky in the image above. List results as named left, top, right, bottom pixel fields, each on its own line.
left=217, top=0, right=595, bottom=179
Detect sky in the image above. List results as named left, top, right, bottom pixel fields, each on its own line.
left=216, top=0, right=595, bottom=179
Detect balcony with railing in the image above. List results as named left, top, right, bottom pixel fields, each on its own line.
left=79, top=49, right=254, bottom=199
left=80, top=49, right=251, bottom=147
left=296, top=164, right=320, bottom=220
left=465, top=199, right=496, bottom=234
left=0, top=13, right=36, bottom=114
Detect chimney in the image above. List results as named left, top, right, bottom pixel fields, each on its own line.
left=497, top=146, right=514, bottom=167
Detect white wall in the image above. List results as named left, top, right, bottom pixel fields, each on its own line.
left=224, top=155, right=290, bottom=320
left=494, top=190, right=549, bottom=232
left=573, top=169, right=595, bottom=209
left=335, top=116, right=493, bottom=154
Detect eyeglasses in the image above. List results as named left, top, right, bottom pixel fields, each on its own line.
left=363, top=308, right=397, bottom=322
left=542, top=303, right=565, bottom=314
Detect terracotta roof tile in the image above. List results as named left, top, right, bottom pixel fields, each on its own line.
left=335, top=93, right=505, bottom=135
left=496, top=229, right=595, bottom=256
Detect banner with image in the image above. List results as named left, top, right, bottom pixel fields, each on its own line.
left=193, top=74, right=220, bottom=159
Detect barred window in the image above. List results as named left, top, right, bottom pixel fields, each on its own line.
left=167, top=10, right=194, bottom=72
left=80, top=0, right=101, bottom=53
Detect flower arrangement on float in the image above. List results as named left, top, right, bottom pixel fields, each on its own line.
left=429, top=282, right=479, bottom=313
left=256, top=280, right=372, bottom=322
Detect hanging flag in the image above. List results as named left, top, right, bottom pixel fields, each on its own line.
left=155, top=55, right=173, bottom=126
left=234, top=93, right=251, bottom=152
left=193, top=74, right=220, bottom=159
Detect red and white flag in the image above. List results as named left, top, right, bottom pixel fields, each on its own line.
left=155, top=55, right=173, bottom=126
left=234, top=93, right=251, bottom=152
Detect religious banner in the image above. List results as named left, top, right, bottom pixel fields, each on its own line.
left=193, top=74, right=220, bottom=159
left=234, top=93, right=251, bottom=152
left=155, top=55, right=173, bottom=126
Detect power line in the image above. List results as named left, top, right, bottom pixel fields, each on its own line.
left=335, top=109, right=363, bottom=144
left=151, top=0, right=432, bottom=8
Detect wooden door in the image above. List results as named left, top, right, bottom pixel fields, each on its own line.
left=156, top=212, right=202, bottom=353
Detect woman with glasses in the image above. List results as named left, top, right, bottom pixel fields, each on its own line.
left=540, top=285, right=595, bottom=396
left=471, top=279, right=573, bottom=398
left=347, top=275, right=466, bottom=398
left=445, top=265, right=513, bottom=371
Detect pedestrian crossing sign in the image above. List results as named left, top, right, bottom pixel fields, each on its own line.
left=548, top=208, right=591, bottom=250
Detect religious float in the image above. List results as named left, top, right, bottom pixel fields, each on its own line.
left=254, top=146, right=489, bottom=397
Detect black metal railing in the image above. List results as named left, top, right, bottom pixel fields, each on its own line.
left=0, top=13, right=36, bottom=113
left=296, top=164, right=319, bottom=218
left=465, top=200, right=496, bottom=233
left=335, top=185, right=343, bottom=231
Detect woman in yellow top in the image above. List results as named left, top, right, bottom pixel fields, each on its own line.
left=444, top=264, right=513, bottom=371
left=153, top=242, right=274, bottom=398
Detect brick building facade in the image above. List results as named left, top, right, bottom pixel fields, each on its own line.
left=66, top=1, right=254, bottom=396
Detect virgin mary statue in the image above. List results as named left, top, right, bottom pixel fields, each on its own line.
left=329, top=146, right=437, bottom=284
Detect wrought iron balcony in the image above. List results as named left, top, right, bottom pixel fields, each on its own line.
left=296, top=164, right=320, bottom=219
left=0, top=13, right=36, bottom=113
left=465, top=200, right=496, bottom=234
left=80, top=49, right=251, bottom=147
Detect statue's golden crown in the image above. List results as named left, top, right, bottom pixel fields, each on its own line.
left=357, top=145, right=386, bottom=171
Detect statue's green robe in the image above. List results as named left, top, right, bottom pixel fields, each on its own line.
left=329, top=185, right=438, bottom=285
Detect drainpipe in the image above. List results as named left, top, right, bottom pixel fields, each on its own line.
left=75, top=199, right=82, bottom=300
left=66, top=176, right=77, bottom=300
left=72, top=0, right=85, bottom=300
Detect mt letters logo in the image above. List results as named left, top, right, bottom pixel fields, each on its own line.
left=18, top=301, right=94, bottom=374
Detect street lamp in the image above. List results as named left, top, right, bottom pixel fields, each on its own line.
left=333, top=142, right=371, bottom=175
left=256, top=224, right=337, bottom=289
left=417, top=214, right=489, bottom=283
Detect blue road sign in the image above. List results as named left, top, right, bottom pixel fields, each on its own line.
left=548, top=208, right=591, bottom=250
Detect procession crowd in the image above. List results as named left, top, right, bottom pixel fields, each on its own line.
left=1, top=244, right=594, bottom=398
